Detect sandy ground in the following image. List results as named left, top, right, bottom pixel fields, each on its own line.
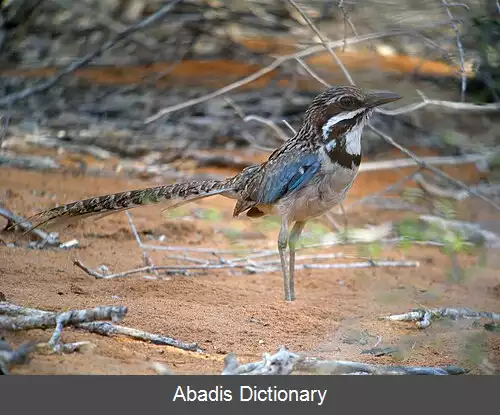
left=1, top=149, right=499, bottom=374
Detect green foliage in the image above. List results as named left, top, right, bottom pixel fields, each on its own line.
left=395, top=216, right=470, bottom=255
left=193, top=207, right=222, bottom=222
left=396, top=217, right=428, bottom=242
left=258, top=216, right=281, bottom=232
left=401, top=188, right=424, bottom=205
left=484, top=323, right=500, bottom=332
left=395, top=215, right=474, bottom=281
left=433, top=199, right=456, bottom=220
left=358, top=241, right=383, bottom=260
left=162, top=206, right=189, bottom=219
left=298, top=222, right=330, bottom=246
left=441, top=231, right=468, bottom=255
left=222, top=228, right=241, bottom=242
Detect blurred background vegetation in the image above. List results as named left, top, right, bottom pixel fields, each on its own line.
left=0, top=0, right=498, bottom=157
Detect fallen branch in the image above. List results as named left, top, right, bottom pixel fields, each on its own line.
left=0, top=305, right=127, bottom=331
left=222, top=347, right=467, bottom=375
left=382, top=307, right=500, bottom=329
left=0, top=302, right=200, bottom=353
left=74, top=252, right=418, bottom=279
left=73, top=258, right=250, bottom=279
left=36, top=341, right=95, bottom=355
left=78, top=322, right=201, bottom=352
left=10, top=135, right=115, bottom=160
left=248, top=260, right=419, bottom=274
left=0, top=205, right=60, bottom=247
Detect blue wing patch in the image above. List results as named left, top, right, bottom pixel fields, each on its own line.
left=258, top=153, right=320, bottom=204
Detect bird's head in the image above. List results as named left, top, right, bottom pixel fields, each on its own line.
left=303, top=85, right=402, bottom=143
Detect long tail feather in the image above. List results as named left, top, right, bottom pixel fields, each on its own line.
left=27, top=179, right=234, bottom=231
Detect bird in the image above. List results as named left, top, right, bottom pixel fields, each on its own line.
left=26, top=85, right=402, bottom=302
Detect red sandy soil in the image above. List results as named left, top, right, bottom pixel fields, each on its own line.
left=1, top=149, right=499, bottom=374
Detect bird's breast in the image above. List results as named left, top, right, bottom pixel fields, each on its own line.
left=276, top=160, right=359, bottom=222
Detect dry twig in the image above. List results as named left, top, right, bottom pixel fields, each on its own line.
left=126, top=212, right=159, bottom=278
left=359, top=153, right=491, bottom=173
left=368, top=124, right=500, bottom=211
left=440, top=0, right=468, bottom=101
left=0, top=305, right=127, bottom=331
left=413, top=172, right=469, bottom=200
left=36, top=341, right=95, bottom=355
left=286, top=0, right=355, bottom=85
left=80, top=322, right=201, bottom=352
left=144, top=27, right=445, bottom=124
left=0, top=205, right=60, bottom=247
left=382, top=307, right=500, bottom=329
left=0, top=302, right=200, bottom=352
left=222, top=347, right=467, bottom=375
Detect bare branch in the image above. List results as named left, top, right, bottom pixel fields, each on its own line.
left=440, top=0, right=467, bottom=101
left=343, top=170, right=419, bottom=212
left=126, top=212, right=159, bottom=278
left=377, top=97, right=500, bottom=116
left=243, top=115, right=290, bottom=142
left=0, top=0, right=182, bottom=107
left=359, top=153, right=491, bottom=172
left=250, top=260, right=419, bottom=274
left=222, top=347, right=467, bottom=375
left=413, top=172, right=469, bottom=200
left=144, top=28, right=426, bottom=124
left=368, top=124, right=500, bottom=211
left=338, top=0, right=359, bottom=52
left=295, top=57, right=330, bottom=87
left=286, top=0, right=355, bottom=85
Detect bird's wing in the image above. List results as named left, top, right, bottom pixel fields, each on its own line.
left=256, top=152, right=320, bottom=205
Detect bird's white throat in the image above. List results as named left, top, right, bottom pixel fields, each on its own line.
left=322, top=108, right=367, bottom=156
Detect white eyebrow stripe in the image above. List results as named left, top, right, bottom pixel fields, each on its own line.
left=321, top=107, right=365, bottom=141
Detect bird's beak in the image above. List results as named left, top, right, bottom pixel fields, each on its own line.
left=365, top=90, right=402, bottom=108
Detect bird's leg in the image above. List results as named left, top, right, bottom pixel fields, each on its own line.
left=288, top=221, right=306, bottom=302
left=278, top=220, right=292, bottom=301
left=340, top=203, right=348, bottom=231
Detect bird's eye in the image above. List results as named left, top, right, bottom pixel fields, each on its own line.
left=339, top=96, right=359, bottom=110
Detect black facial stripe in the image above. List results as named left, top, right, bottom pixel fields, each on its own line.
left=323, top=112, right=364, bottom=169
left=325, top=143, right=361, bottom=169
